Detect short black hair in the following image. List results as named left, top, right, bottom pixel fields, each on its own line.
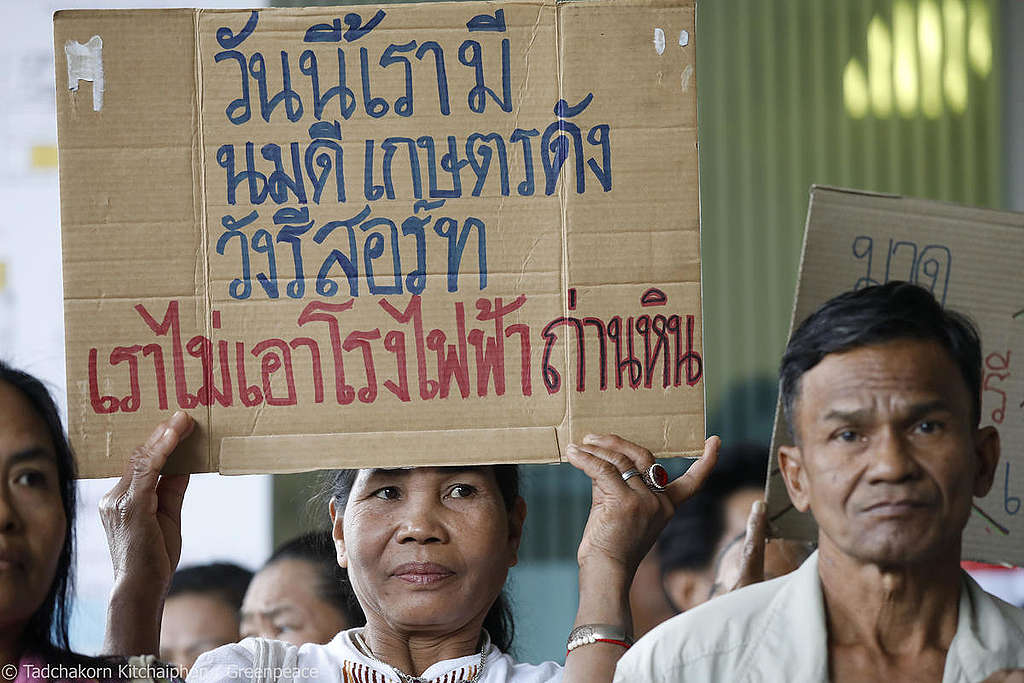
left=780, top=281, right=982, bottom=437
left=168, top=562, right=253, bottom=612
left=266, top=530, right=365, bottom=630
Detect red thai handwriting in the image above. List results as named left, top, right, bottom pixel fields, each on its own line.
left=982, top=350, right=1012, bottom=424
left=86, top=289, right=702, bottom=414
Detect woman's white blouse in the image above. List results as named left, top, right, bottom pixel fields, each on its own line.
left=187, top=629, right=563, bottom=683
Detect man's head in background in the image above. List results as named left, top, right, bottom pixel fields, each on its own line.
left=240, top=530, right=365, bottom=646
left=777, top=280, right=999, bottom=570
left=659, top=442, right=786, bottom=611
left=707, top=515, right=816, bottom=601
left=160, top=562, right=253, bottom=673
left=656, top=489, right=721, bottom=612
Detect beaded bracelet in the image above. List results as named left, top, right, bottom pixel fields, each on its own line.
left=566, top=624, right=634, bottom=655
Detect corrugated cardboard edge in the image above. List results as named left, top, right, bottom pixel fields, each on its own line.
left=219, top=429, right=703, bottom=475
left=191, top=9, right=216, bottom=473
left=763, top=185, right=818, bottom=540
left=694, top=0, right=707, bottom=445
left=809, top=184, right=901, bottom=200
left=810, top=184, right=1024, bottom=228
left=219, top=426, right=563, bottom=474
left=554, top=0, right=570, bottom=456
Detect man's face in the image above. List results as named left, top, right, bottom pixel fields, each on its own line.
left=778, top=338, right=999, bottom=568
left=240, top=558, right=351, bottom=646
left=161, top=593, right=240, bottom=673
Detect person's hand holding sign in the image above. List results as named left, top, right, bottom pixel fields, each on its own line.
left=100, top=411, right=194, bottom=657
left=567, top=434, right=720, bottom=578
left=562, top=434, right=719, bottom=682
left=709, top=498, right=769, bottom=597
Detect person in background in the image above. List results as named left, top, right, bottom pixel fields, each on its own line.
left=617, top=282, right=1024, bottom=682
left=631, top=443, right=810, bottom=637
left=240, top=531, right=364, bottom=646
left=102, top=408, right=720, bottom=683
left=160, top=563, right=252, bottom=673
left=704, top=442, right=775, bottom=541
left=626, top=544, right=677, bottom=639
left=656, top=442, right=808, bottom=613
left=705, top=498, right=815, bottom=600
left=633, top=446, right=763, bottom=637
left=652, top=489, right=720, bottom=614
left=0, top=360, right=177, bottom=682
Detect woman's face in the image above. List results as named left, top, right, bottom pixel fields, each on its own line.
left=334, top=467, right=524, bottom=637
left=0, top=381, right=67, bottom=632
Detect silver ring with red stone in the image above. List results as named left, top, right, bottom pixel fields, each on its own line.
left=643, top=463, right=669, bottom=492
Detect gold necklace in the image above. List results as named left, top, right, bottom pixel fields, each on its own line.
left=351, top=631, right=489, bottom=683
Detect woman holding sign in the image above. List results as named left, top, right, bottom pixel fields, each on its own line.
left=102, top=411, right=718, bottom=682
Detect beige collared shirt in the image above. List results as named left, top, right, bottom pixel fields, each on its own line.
left=615, top=551, right=1024, bottom=683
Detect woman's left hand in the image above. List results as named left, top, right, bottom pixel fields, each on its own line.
left=566, top=434, right=719, bottom=578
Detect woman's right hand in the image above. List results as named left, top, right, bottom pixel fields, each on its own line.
left=566, top=434, right=720, bottom=580
left=562, top=435, right=719, bottom=683
left=100, top=410, right=193, bottom=656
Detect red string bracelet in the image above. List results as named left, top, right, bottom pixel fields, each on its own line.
left=566, top=624, right=634, bottom=655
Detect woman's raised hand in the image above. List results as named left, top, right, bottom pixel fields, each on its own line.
left=99, top=410, right=193, bottom=656
left=566, top=434, right=719, bottom=577
left=561, top=434, right=718, bottom=682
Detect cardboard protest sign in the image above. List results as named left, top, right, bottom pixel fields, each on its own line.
left=54, top=2, right=703, bottom=477
left=767, top=186, right=1024, bottom=566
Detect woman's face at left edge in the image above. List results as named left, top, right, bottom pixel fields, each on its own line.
left=0, top=381, right=67, bottom=632
left=334, top=467, right=524, bottom=635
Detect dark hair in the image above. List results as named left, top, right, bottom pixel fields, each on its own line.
left=704, top=442, right=769, bottom=498
left=658, top=489, right=721, bottom=575
left=0, top=361, right=77, bottom=663
left=325, top=465, right=520, bottom=652
left=780, top=282, right=982, bottom=437
left=659, top=442, right=769, bottom=577
left=265, top=530, right=365, bottom=629
left=168, top=562, right=253, bottom=613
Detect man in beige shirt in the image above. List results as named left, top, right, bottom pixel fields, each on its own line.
left=617, top=282, right=1024, bottom=683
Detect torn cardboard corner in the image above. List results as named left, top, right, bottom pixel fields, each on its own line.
left=55, top=1, right=704, bottom=478
left=767, top=185, right=1024, bottom=567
